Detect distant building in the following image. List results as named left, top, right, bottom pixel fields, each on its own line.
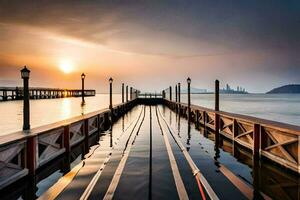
left=221, top=83, right=248, bottom=94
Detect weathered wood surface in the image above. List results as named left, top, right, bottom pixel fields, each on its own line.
left=164, top=99, right=300, bottom=173
left=0, top=99, right=137, bottom=189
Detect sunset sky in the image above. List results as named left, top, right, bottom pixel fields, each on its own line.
left=0, top=1, right=299, bottom=93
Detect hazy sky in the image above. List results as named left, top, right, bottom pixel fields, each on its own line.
left=0, top=0, right=299, bottom=93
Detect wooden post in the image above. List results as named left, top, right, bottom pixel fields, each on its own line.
left=109, top=78, right=113, bottom=109
left=63, top=125, right=70, bottom=153
left=122, top=83, right=124, bottom=103
left=125, top=85, right=127, bottom=102
left=253, top=123, right=260, bottom=158
left=26, top=136, right=37, bottom=176
left=175, top=85, right=177, bottom=102
left=169, top=86, right=172, bottom=101
left=178, top=83, right=181, bottom=103
left=215, top=80, right=220, bottom=149
left=84, top=119, right=89, bottom=154
left=130, top=87, right=132, bottom=101
left=232, top=119, right=238, bottom=157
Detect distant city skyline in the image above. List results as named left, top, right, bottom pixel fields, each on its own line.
left=0, top=1, right=299, bottom=93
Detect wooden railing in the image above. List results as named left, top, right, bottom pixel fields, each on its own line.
left=164, top=99, right=300, bottom=174
left=0, top=99, right=137, bottom=189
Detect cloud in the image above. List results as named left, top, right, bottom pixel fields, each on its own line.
left=0, top=0, right=299, bottom=57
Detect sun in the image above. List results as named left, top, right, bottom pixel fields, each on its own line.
left=59, top=59, right=74, bottom=74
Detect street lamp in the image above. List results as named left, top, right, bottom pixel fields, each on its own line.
left=109, top=77, right=113, bottom=109
left=187, top=77, right=191, bottom=121
left=21, top=66, right=30, bottom=130
left=81, top=73, right=86, bottom=105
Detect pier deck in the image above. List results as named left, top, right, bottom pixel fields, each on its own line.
left=38, top=105, right=259, bottom=200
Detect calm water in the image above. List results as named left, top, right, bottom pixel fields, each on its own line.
left=0, top=94, right=122, bottom=135
left=0, top=93, right=299, bottom=136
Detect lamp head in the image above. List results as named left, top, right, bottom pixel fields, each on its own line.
left=187, top=77, right=191, bottom=84
left=109, top=77, right=113, bottom=83
left=21, top=66, right=30, bottom=79
left=81, top=73, right=86, bottom=80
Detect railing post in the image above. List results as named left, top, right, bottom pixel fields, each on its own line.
left=215, top=79, right=220, bottom=150
left=26, top=136, right=37, bottom=176
left=232, top=119, right=238, bottom=157
left=63, top=125, right=70, bottom=154
left=253, top=123, right=260, bottom=158
left=130, top=87, right=132, bottom=101
left=84, top=119, right=89, bottom=154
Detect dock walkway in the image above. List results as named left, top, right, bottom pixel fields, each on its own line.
left=38, top=105, right=256, bottom=200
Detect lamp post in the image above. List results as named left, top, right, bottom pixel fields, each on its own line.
left=187, top=77, right=191, bottom=121
left=81, top=73, right=86, bottom=105
left=109, top=77, right=113, bottom=109
left=21, top=66, right=30, bottom=130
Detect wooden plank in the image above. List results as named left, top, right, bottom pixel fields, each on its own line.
left=157, top=107, right=189, bottom=200
left=157, top=107, right=219, bottom=200
left=103, top=106, right=145, bottom=200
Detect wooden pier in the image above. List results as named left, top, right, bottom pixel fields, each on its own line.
left=0, top=87, right=96, bottom=101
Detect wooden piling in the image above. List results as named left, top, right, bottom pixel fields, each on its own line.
left=175, top=85, right=177, bottom=103
left=215, top=80, right=220, bottom=149
left=84, top=119, right=89, bottom=154
left=126, top=85, right=128, bottom=102
left=253, top=123, right=260, bottom=158
left=178, top=83, right=181, bottom=103
left=26, top=136, right=37, bottom=176
left=169, top=86, right=172, bottom=101
left=63, top=125, right=70, bottom=154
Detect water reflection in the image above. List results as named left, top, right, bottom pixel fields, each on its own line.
left=81, top=103, right=86, bottom=115
left=186, top=122, right=191, bottom=151
left=122, top=116, right=124, bottom=132
left=177, top=113, right=181, bottom=138
left=0, top=94, right=122, bottom=135
left=61, top=98, right=71, bottom=118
